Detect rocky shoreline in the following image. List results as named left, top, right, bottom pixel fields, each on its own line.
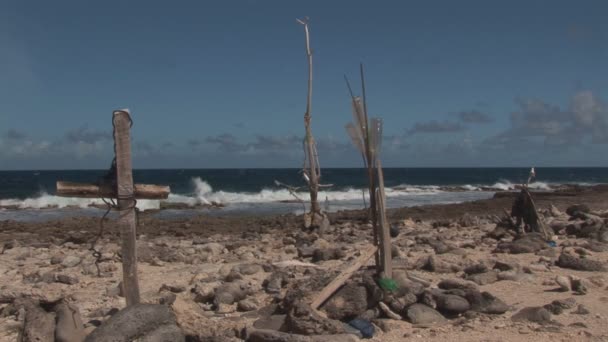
left=1, top=185, right=608, bottom=341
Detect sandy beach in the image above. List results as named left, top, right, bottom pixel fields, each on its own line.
left=1, top=186, right=607, bottom=341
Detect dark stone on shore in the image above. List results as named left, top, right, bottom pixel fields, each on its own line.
left=464, top=291, right=508, bottom=314
left=486, top=226, right=510, bottom=240
left=466, top=271, right=499, bottom=286
left=435, top=294, right=470, bottom=314
left=496, top=233, right=547, bottom=254
left=493, top=260, right=521, bottom=272
left=544, top=298, right=576, bottom=315
left=438, top=278, right=478, bottom=291
left=322, top=283, right=368, bottom=321
left=84, top=304, right=183, bottom=342
left=464, top=263, right=489, bottom=275
left=574, top=304, right=590, bottom=315
left=285, top=302, right=345, bottom=336
left=571, top=278, right=589, bottom=295
left=405, top=304, right=446, bottom=325
left=312, top=248, right=345, bottom=262
left=390, top=225, right=400, bottom=238
left=556, top=253, right=607, bottom=272
left=424, top=256, right=461, bottom=273
left=19, top=299, right=56, bottom=342
left=511, top=307, right=553, bottom=324
left=566, top=204, right=590, bottom=216
left=264, top=272, right=287, bottom=294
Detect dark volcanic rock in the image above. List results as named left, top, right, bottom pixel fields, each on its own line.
left=463, top=263, right=489, bottom=275
left=544, top=298, right=576, bottom=315
left=286, top=302, right=345, bottom=336
left=566, top=204, right=590, bottom=216
left=435, top=294, right=470, bottom=314
left=312, top=248, right=345, bottom=262
left=556, top=253, right=607, bottom=272
left=511, top=307, right=553, bottom=324
left=322, top=283, right=369, bottom=321
left=437, top=278, right=478, bottom=291
left=496, top=233, right=547, bottom=254
left=85, top=304, right=183, bottom=342
left=405, top=304, right=446, bottom=325
left=466, top=271, right=499, bottom=286
left=464, top=291, right=508, bottom=314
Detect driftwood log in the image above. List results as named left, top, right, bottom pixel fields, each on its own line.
left=56, top=181, right=170, bottom=199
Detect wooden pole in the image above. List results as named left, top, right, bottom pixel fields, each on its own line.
left=113, top=109, right=140, bottom=306
left=376, top=160, right=392, bottom=278
left=297, top=17, right=321, bottom=218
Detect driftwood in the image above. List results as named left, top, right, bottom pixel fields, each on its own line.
left=310, top=244, right=377, bottom=310
left=113, top=110, right=141, bottom=306
left=56, top=181, right=170, bottom=199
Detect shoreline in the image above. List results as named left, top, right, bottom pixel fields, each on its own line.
left=1, top=184, right=607, bottom=341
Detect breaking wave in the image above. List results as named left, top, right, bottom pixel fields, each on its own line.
left=0, top=176, right=585, bottom=212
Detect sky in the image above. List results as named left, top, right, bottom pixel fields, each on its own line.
left=0, top=0, right=607, bottom=169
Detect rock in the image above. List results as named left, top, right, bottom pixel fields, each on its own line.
left=571, top=277, right=589, bottom=295
left=405, top=304, right=446, bottom=325
left=158, top=291, right=176, bottom=305
left=233, top=263, right=263, bottom=276
left=322, top=283, right=368, bottom=321
left=214, top=283, right=248, bottom=306
left=493, top=260, right=521, bottom=272
left=389, top=225, right=400, bottom=238
left=192, top=283, right=215, bottom=303
left=487, top=226, right=510, bottom=240
left=543, top=298, right=576, bottom=315
left=466, top=271, right=499, bottom=286
left=203, top=242, right=225, bottom=255
left=297, top=246, right=315, bottom=258
left=61, top=255, right=81, bottom=268
left=246, top=328, right=359, bottom=342
left=138, top=324, right=185, bottom=342
left=253, top=315, right=286, bottom=331
left=285, top=302, right=345, bottom=335
left=459, top=213, right=479, bottom=227
left=555, top=276, right=571, bottom=292
left=566, top=204, right=590, bottom=216
left=84, top=304, right=183, bottom=342
left=556, top=253, right=607, bottom=272
left=264, top=272, right=286, bottom=294
left=424, top=255, right=461, bottom=273
left=511, top=307, right=552, bottom=324
left=159, top=284, right=186, bottom=293
left=463, top=263, right=489, bottom=275
left=393, top=271, right=427, bottom=296
left=237, top=299, right=258, bottom=312
left=312, top=248, right=345, bottom=262
left=496, top=233, right=546, bottom=254
left=464, top=291, right=508, bottom=314
left=54, top=300, right=85, bottom=342
left=378, top=301, right=403, bottom=320
left=372, top=318, right=411, bottom=333
left=20, top=299, right=56, bottom=342
left=497, top=271, right=534, bottom=283
left=438, top=278, right=478, bottom=291
left=574, top=304, right=590, bottom=315
left=51, top=255, right=64, bottom=265
left=435, top=294, right=470, bottom=314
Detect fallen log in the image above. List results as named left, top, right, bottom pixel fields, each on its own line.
left=56, top=181, right=170, bottom=200
left=310, top=244, right=377, bottom=310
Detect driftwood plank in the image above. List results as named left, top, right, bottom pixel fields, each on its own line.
left=56, top=181, right=170, bottom=199
left=310, top=244, right=377, bottom=310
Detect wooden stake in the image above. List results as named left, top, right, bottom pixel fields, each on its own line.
left=376, top=160, right=392, bottom=278
left=113, top=109, right=140, bottom=306
left=311, top=244, right=377, bottom=310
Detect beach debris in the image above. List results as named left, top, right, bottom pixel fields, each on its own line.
left=348, top=318, right=375, bottom=338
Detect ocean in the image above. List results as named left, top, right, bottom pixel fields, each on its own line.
left=0, top=167, right=605, bottom=221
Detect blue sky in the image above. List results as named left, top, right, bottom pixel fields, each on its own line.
left=1, top=0, right=607, bottom=169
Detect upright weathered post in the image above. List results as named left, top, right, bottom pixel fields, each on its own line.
left=113, top=109, right=140, bottom=306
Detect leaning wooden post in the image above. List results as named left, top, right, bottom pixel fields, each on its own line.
left=113, top=109, right=140, bottom=306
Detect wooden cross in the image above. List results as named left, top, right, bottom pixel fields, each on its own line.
left=56, top=110, right=170, bottom=307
